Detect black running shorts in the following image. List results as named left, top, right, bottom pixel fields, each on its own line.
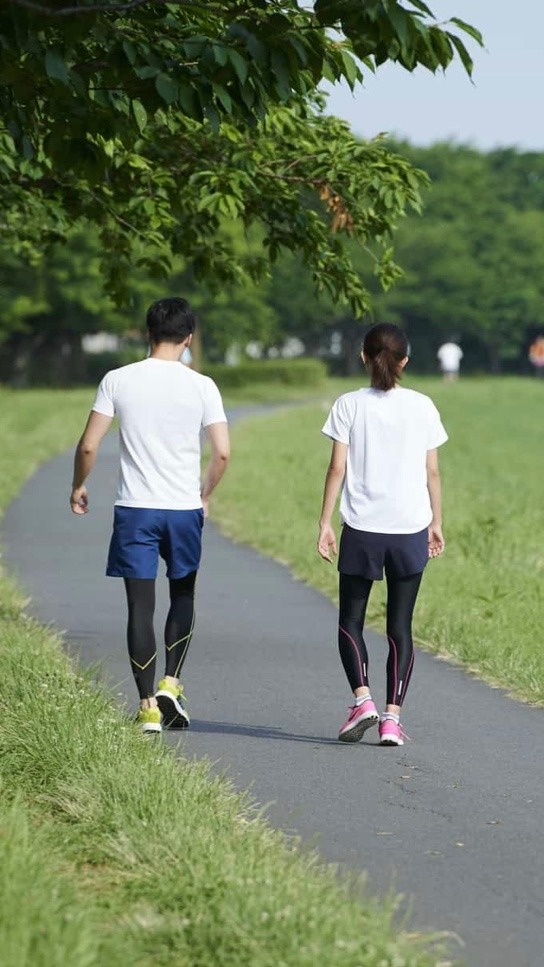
left=338, top=524, right=428, bottom=581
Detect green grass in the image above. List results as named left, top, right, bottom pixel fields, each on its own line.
left=0, top=387, right=94, bottom=511
left=0, top=385, right=443, bottom=966
left=212, top=375, right=544, bottom=705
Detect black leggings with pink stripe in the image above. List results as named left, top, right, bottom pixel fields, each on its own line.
left=338, top=572, right=423, bottom=706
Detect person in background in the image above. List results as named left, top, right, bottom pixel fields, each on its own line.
left=528, top=335, right=544, bottom=377
left=437, top=340, right=463, bottom=381
left=318, top=323, right=447, bottom=746
left=70, top=297, right=230, bottom=734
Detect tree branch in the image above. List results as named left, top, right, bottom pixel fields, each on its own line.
left=6, top=0, right=227, bottom=16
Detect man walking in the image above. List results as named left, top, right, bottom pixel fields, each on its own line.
left=437, top=340, right=463, bottom=382
left=70, top=297, right=230, bottom=733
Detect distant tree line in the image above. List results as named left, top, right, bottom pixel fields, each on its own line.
left=1, top=143, right=544, bottom=383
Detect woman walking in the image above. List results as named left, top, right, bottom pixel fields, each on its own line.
left=318, top=323, right=447, bottom=746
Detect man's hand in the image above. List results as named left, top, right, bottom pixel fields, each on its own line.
left=71, top=411, right=112, bottom=516
left=428, top=523, right=445, bottom=558
left=70, top=486, right=88, bottom=515
left=201, top=496, right=210, bottom=519
left=317, top=522, right=337, bottom=563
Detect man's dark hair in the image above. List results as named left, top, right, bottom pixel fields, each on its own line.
left=146, top=297, right=196, bottom=344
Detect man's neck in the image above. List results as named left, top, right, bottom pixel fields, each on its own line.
left=149, top=341, right=188, bottom=362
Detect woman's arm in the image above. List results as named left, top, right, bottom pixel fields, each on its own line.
left=426, top=448, right=445, bottom=558
left=317, top=441, right=348, bottom=563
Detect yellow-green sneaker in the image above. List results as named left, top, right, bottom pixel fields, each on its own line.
left=155, top=679, right=190, bottom=730
left=137, top=707, right=162, bottom=735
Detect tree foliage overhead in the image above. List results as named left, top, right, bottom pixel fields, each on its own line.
left=4, top=145, right=544, bottom=381
left=1, top=1, right=481, bottom=312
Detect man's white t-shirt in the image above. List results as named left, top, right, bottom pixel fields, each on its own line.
left=322, top=386, right=448, bottom=534
left=92, top=358, right=227, bottom=510
left=437, top=342, right=463, bottom=372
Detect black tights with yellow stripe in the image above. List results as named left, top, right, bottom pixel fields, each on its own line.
left=123, top=573, right=196, bottom=699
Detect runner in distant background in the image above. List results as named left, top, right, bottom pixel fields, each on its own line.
left=528, top=335, right=544, bottom=377
left=437, top=340, right=463, bottom=381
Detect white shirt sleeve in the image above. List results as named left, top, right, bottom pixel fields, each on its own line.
left=92, top=372, right=115, bottom=417
left=322, top=396, right=352, bottom=444
left=427, top=401, right=448, bottom=449
left=202, top=377, right=227, bottom=427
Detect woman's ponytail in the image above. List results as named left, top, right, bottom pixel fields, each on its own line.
left=363, top=324, right=408, bottom=391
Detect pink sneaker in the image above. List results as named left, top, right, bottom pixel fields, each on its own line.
left=338, top=698, right=379, bottom=743
left=379, top=717, right=407, bottom=746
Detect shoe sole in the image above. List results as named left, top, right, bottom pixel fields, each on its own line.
left=156, top=691, right=190, bottom=729
left=338, top=713, right=379, bottom=743
left=141, top=723, right=162, bottom=734
left=380, top=736, right=404, bottom=746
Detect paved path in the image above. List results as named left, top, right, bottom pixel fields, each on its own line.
left=4, top=425, right=544, bottom=967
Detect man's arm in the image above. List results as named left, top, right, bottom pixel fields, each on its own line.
left=201, top=421, right=230, bottom=517
left=71, top=411, right=113, bottom=514
left=317, top=440, right=348, bottom=563
left=426, top=447, right=445, bottom=558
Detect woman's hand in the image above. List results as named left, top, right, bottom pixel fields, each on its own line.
left=428, top=523, right=445, bottom=558
left=70, top=486, right=88, bottom=514
left=317, top=522, right=337, bottom=563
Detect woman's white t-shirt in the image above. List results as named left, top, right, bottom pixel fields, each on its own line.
left=92, top=358, right=227, bottom=510
left=322, top=386, right=448, bottom=534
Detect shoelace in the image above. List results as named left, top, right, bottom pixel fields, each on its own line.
left=349, top=699, right=376, bottom=715
left=380, top=718, right=411, bottom=742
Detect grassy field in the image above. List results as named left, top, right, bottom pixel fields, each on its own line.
left=0, top=385, right=442, bottom=967
left=212, top=376, right=544, bottom=706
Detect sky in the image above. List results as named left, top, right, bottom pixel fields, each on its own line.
left=324, top=1, right=544, bottom=151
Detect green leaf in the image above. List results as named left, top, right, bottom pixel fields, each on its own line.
left=427, top=26, right=453, bottom=69
left=45, top=50, right=69, bottom=86
left=339, top=49, right=360, bottom=89
left=270, top=50, right=291, bottom=100
left=321, top=59, right=336, bottom=84
left=204, top=102, right=220, bottom=133
left=387, top=3, right=412, bottom=47
left=246, top=33, right=265, bottom=62
left=450, top=18, right=484, bottom=46
left=132, top=99, right=148, bottom=133
left=228, top=49, right=249, bottom=85
left=407, top=0, right=435, bottom=17
left=212, top=43, right=228, bottom=67
left=314, top=0, right=339, bottom=28
left=448, top=33, right=474, bottom=78
left=22, top=136, right=34, bottom=160
left=177, top=83, right=201, bottom=121
left=212, top=83, right=233, bottom=114
left=197, top=192, right=222, bottom=213
left=122, top=41, right=136, bottom=65
left=102, top=139, right=116, bottom=159
left=135, top=66, right=160, bottom=80
left=155, top=73, right=178, bottom=105
left=127, top=154, right=152, bottom=170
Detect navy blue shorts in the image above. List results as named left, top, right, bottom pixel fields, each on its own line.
left=338, top=524, right=428, bottom=581
left=107, top=507, right=204, bottom=580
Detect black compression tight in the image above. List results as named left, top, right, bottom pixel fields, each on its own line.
left=123, top=572, right=196, bottom=699
left=338, top=571, right=423, bottom=707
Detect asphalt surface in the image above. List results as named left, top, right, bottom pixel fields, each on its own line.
left=4, top=420, right=544, bottom=967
